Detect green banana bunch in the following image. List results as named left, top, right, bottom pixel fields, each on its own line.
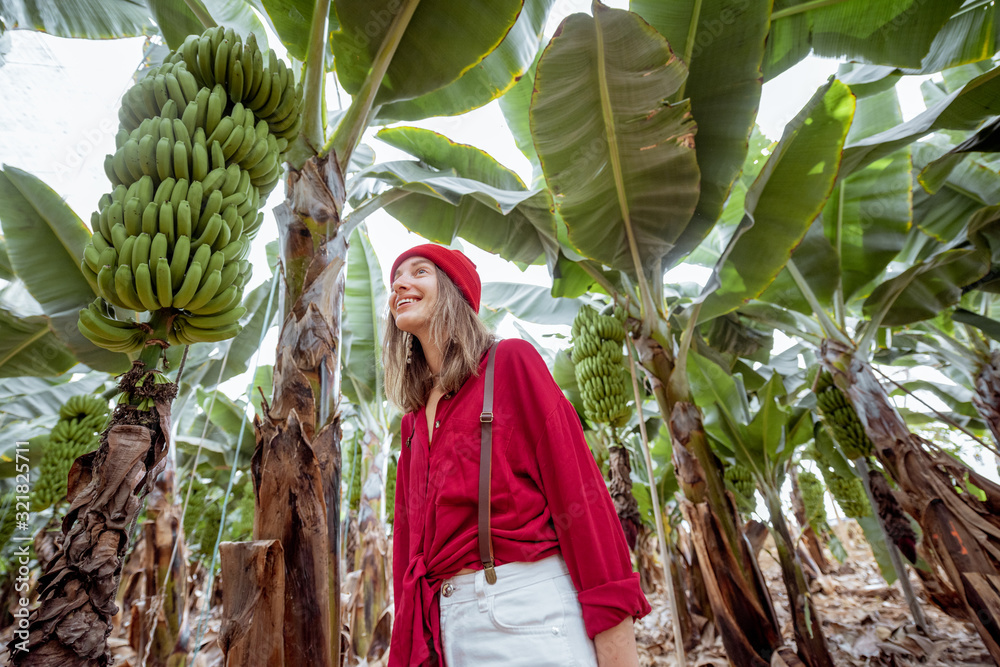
left=798, top=469, right=829, bottom=531
left=814, top=372, right=873, bottom=460
left=570, top=305, right=631, bottom=427
left=386, top=454, right=397, bottom=525
left=81, top=26, right=301, bottom=352
left=724, top=463, right=757, bottom=515
left=824, top=471, right=870, bottom=519
left=33, top=394, right=109, bottom=511
left=0, top=493, right=17, bottom=550
left=348, top=436, right=362, bottom=513
left=183, top=474, right=255, bottom=560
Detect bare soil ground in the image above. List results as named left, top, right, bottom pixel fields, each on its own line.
left=635, top=522, right=993, bottom=666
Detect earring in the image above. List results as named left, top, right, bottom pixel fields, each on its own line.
left=405, top=332, right=413, bottom=365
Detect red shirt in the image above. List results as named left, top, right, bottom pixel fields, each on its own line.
left=389, top=339, right=651, bottom=666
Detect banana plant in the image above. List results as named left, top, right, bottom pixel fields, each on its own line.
left=726, top=60, right=1000, bottom=660
left=687, top=348, right=834, bottom=666
left=3, top=0, right=554, bottom=664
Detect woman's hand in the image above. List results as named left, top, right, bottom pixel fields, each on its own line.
left=593, top=617, right=640, bottom=667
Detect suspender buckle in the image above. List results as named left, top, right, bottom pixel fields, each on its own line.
left=480, top=411, right=493, bottom=423
left=483, top=561, right=497, bottom=585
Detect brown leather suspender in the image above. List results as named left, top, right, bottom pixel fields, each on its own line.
left=479, top=341, right=499, bottom=584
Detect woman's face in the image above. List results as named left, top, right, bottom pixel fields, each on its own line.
left=390, top=257, right=439, bottom=339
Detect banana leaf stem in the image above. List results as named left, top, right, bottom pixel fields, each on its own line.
left=771, top=0, right=849, bottom=21
left=787, top=259, right=851, bottom=345
left=675, top=0, right=703, bottom=101
left=834, top=184, right=846, bottom=329
left=183, top=0, right=217, bottom=29
left=330, top=0, right=421, bottom=167
left=626, top=338, right=687, bottom=667
left=299, top=0, right=332, bottom=158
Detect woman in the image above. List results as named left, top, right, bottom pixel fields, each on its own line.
left=385, top=244, right=650, bottom=667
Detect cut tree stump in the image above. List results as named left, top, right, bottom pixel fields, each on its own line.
left=219, top=540, right=286, bottom=667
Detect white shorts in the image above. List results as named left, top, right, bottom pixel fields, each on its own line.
left=438, top=554, right=599, bottom=666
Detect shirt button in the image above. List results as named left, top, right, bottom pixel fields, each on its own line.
left=435, top=420, right=440, bottom=428
left=442, top=583, right=455, bottom=598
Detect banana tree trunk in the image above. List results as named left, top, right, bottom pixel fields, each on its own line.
left=635, top=334, right=782, bottom=665
left=762, top=489, right=835, bottom=667
left=821, top=339, right=1000, bottom=663
left=251, top=154, right=346, bottom=667
left=10, top=360, right=174, bottom=666
left=135, top=466, right=188, bottom=667
left=974, top=350, right=1000, bottom=448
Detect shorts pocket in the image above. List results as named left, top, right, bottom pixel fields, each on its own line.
left=488, top=578, right=565, bottom=633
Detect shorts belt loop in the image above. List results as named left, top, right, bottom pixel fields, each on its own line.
left=475, top=569, right=488, bottom=613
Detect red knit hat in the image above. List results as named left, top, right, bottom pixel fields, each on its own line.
left=390, top=244, right=481, bottom=312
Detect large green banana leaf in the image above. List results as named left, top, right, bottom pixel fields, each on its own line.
left=0, top=374, right=107, bottom=420
left=342, top=226, right=385, bottom=408
left=332, top=0, right=522, bottom=105
left=1, top=0, right=155, bottom=38
left=906, top=1, right=1000, bottom=74
left=630, top=0, right=771, bottom=268
left=863, top=249, right=990, bottom=327
left=766, top=76, right=912, bottom=311
left=0, top=167, right=129, bottom=373
left=480, top=282, right=583, bottom=325
left=148, top=0, right=270, bottom=51
left=764, top=0, right=963, bottom=80
left=699, top=80, right=854, bottom=321
left=255, top=0, right=341, bottom=61
left=497, top=51, right=542, bottom=181
left=180, top=276, right=278, bottom=388
left=355, top=127, right=556, bottom=266
left=0, top=239, right=13, bottom=281
left=196, top=387, right=255, bottom=465
left=530, top=3, right=700, bottom=276
left=0, top=308, right=77, bottom=377
left=377, top=0, right=554, bottom=121
left=841, top=63, right=1000, bottom=176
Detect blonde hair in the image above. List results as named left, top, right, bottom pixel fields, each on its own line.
left=383, top=266, right=494, bottom=413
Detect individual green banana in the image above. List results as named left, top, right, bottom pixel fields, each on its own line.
left=197, top=33, right=215, bottom=87
left=131, top=232, right=151, bottom=274
left=192, top=141, right=209, bottom=181
left=119, top=235, right=136, bottom=268
left=188, top=285, right=239, bottom=315
left=155, top=257, right=173, bottom=308
left=176, top=64, right=200, bottom=103
left=207, top=115, right=235, bottom=148
left=152, top=74, right=170, bottom=108
left=170, top=178, right=190, bottom=208
left=97, top=265, right=125, bottom=309
left=158, top=201, right=175, bottom=244
left=134, top=262, right=160, bottom=312
left=184, top=271, right=222, bottom=311
left=172, top=261, right=204, bottom=309
left=149, top=232, right=168, bottom=266
left=154, top=177, right=176, bottom=206
left=141, top=202, right=159, bottom=235
left=83, top=244, right=102, bottom=273
left=184, top=305, right=246, bottom=329
left=169, top=235, right=191, bottom=290
left=192, top=213, right=223, bottom=249
left=156, top=137, right=173, bottom=181
left=114, top=264, right=145, bottom=311
left=206, top=84, right=226, bottom=136
left=173, top=141, right=190, bottom=180
left=175, top=200, right=193, bottom=238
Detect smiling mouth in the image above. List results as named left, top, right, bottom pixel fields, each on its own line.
left=396, top=297, right=419, bottom=310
